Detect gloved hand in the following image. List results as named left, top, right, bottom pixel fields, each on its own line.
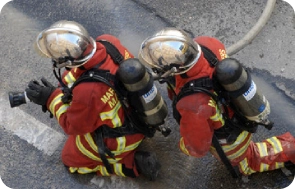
left=25, top=77, right=56, bottom=106
left=42, top=105, right=53, bottom=118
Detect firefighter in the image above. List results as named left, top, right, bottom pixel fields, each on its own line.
left=25, top=20, right=161, bottom=180
left=138, top=27, right=295, bottom=176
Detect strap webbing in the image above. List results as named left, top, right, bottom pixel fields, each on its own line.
left=97, top=40, right=124, bottom=64
left=200, top=45, right=219, bottom=67
left=212, top=134, right=240, bottom=178
left=94, top=127, right=115, bottom=174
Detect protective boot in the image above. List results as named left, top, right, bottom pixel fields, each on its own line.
left=134, top=151, right=161, bottom=181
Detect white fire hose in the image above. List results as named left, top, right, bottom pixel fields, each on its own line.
left=226, top=0, right=277, bottom=56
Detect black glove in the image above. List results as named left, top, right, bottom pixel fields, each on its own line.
left=25, top=77, right=56, bottom=106
left=42, top=105, right=53, bottom=118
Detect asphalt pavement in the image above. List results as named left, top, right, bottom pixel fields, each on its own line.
left=1, top=0, right=295, bottom=189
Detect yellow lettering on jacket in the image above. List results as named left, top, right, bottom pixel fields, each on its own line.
left=219, top=49, right=228, bottom=60
left=100, top=87, right=119, bottom=108
left=124, top=50, right=131, bottom=59
left=108, top=94, right=118, bottom=108
left=101, top=88, right=114, bottom=103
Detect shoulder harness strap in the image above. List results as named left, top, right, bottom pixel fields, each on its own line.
left=173, top=46, right=240, bottom=178
left=200, top=45, right=219, bottom=67
left=97, top=40, right=124, bottom=65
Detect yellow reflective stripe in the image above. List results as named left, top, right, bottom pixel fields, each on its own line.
left=124, top=140, right=142, bottom=152
left=266, top=137, right=283, bottom=154
left=260, top=163, right=269, bottom=172
left=85, top=133, right=98, bottom=152
left=56, top=104, right=70, bottom=121
left=64, top=72, right=76, bottom=85
left=100, top=102, right=122, bottom=128
left=69, top=166, right=107, bottom=174
left=208, top=99, right=215, bottom=107
left=256, top=142, right=268, bottom=157
left=76, top=135, right=101, bottom=162
left=77, top=167, right=97, bottom=174
left=227, top=136, right=251, bottom=160
left=222, top=131, right=250, bottom=152
left=100, top=166, right=110, bottom=176
left=275, top=162, right=284, bottom=169
left=179, top=137, right=190, bottom=156
left=69, top=167, right=95, bottom=174
left=79, top=134, right=122, bottom=164
left=114, top=164, right=125, bottom=177
left=115, top=137, right=126, bottom=154
left=69, top=167, right=78, bottom=173
left=208, top=99, right=224, bottom=124
left=239, top=158, right=256, bottom=175
left=85, top=133, right=129, bottom=156
left=108, top=158, right=121, bottom=164
left=49, top=93, right=63, bottom=113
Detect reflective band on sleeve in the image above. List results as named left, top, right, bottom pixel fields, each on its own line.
left=266, top=137, right=283, bottom=154
left=260, top=163, right=269, bottom=172
left=49, top=93, right=63, bottom=114
left=208, top=99, right=224, bottom=125
left=256, top=142, right=268, bottom=157
left=64, top=72, right=76, bottom=87
left=179, top=137, right=190, bottom=156
left=100, top=102, right=122, bottom=128
left=56, top=104, right=70, bottom=121
left=239, top=158, right=256, bottom=175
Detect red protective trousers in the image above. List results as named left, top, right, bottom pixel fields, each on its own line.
left=210, top=132, right=295, bottom=175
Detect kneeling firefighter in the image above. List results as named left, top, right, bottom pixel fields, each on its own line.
left=138, top=28, right=295, bottom=177
left=21, top=20, right=170, bottom=180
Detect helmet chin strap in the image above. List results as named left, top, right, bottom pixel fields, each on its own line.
left=52, top=59, right=70, bottom=90
left=155, top=67, right=177, bottom=80
left=54, top=60, right=72, bottom=69
left=160, top=67, right=177, bottom=78
left=52, top=58, right=73, bottom=69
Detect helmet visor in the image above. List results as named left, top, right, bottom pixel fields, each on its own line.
left=35, top=22, right=96, bottom=68
left=139, top=29, right=200, bottom=75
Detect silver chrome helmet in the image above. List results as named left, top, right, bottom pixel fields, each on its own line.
left=138, top=28, right=201, bottom=75
left=35, top=20, right=96, bottom=68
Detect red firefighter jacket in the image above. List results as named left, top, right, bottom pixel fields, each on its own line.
left=46, top=34, right=145, bottom=174
left=172, top=36, right=229, bottom=157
